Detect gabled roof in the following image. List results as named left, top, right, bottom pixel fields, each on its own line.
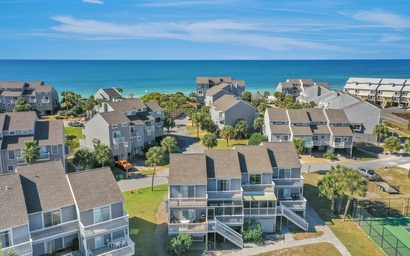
left=2, top=91, right=23, bottom=96
left=290, top=126, right=313, bottom=136
left=99, top=111, right=130, bottom=125
left=169, top=154, right=207, bottom=185
left=0, top=112, right=37, bottom=131
left=145, top=101, right=163, bottom=112
left=33, top=85, right=53, bottom=92
left=1, top=135, right=34, bottom=150
left=278, top=82, right=294, bottom=88
left=35, top=120, right=65, bottom=146
left=315, top=82, right=330, bottom=90
left=107, top=98, right=146, bottom=113
left=311, top=125, right=330, bottom=134
left=262, top=142, right=301, bottom=168
left=18, top=161, right=75, bottom=214
left=101, top=88, right=121, bottom=98
left=266, top=108, right=288, bottom=122
left=269, top=124, right=291, bottom=134
left=0, top=173, right=28, bottom=230
left=287, top=109, right=310, bottom=123
left=234, top=146, right=272, bottom=173
left=26, top=81, right=45, bottom=87
left=0, top=82, right=27, bottom=89
left=329, top=126, right=353, bottom=136
left=127, top=115, right=144, bottom=125
left=67, top=167, right=124, bottom=211
left=205, top=150, right=241, bottom=179
left=306, top=108, right=327, bottom=122
left=206, top=86, right=227, bottom=96
left=212, top=94, right=243, bottom=112
left=324, top=109, right=350, bottom=123
left=196, top=77, right=233, bottom=84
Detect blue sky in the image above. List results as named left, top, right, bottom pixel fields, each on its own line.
left=1, top=0, right=409, bottom=60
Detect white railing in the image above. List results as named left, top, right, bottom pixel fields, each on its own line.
left=277, top=204, right=308, bottom=231
left=16, top=156, right=26, bottom=165
left=10, top=99, right=17, bottom=104
left=91, top=237, right=134, bottom=256
left=80, top=212, right=129, bottom=238
left=207, top=190, right=242, bottom=200
left=29, top=99, right=36, bottom=103
left=168, top=195, right=208, bottom=207
left=168, top=222, right=208, bottom=234
left=280, top=197, right=307, bottom=209
left=244, top=208, right=275, bottom=216
left=1, top=240, right=32, bottom=256
left=332, top=141, right=345, bottom=148
left=214, top=219, right=243, bottom=248
left=42, top=99, right=50, bottom=103
left=145, top=126, right=155, bottom=132
left=313, top=140, right=329, bottom=146
left=31, top=220, right=79, bottom=241
left=242, top=182, right=274, bottom=192
left=156, top=121, right=164, bottom=127
left=272, top=177, right=304, bottom=187
left=215, top=215, right=244, bottom=224
left=38, top=152, right=50, bottom=161
left=113, top=136, right=125, bottom=144
left=130, top=132, right=138, bottom=137
left=304, top=141, right=313, bottom=148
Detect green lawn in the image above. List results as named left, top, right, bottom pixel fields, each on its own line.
left=255, top=242, right=341, bottom=256
left=64, top=126, right=83, bottom=152
left=123, top=184, right=168, bottom=256
left=213, top=139, right=248, bottom=150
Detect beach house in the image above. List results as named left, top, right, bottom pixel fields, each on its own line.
left=167, top=143, right=308, bottom=249
left=93, top=88, right=122, bottom=102
left=196, top=77, right=245, bottom=107
left=0, top=81, right=59, bottom=115
left=0, top=111, right=67, bottom=174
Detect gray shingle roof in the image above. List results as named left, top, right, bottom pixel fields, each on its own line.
left=18, top=161, right=75, bottom=214
left=0, top=112, right=37, bottom=131
left=287, top=109, right=310, bottom=123
left=99, top=111, right=130, bottom=125
left=306, top=108, right=327, bottom=122
left=324, top=109, right=350, bottom=123
left=35, top=120, right=65, bottom=145
left=145, top=101, right=163, bottom=112
left=266, top=108, right=288, bottom=122
left=212, top=94, right=241, bottom=112
left=2, top=91, right=23, bottom=97
left=67, top=167, right=124, bottom=211
left=234, top=146, right=272, bottom=173
left=311, top=125, right=330, bottom=134
left=0, top=173, right=29, bottom=230
left=1, top=135, right=34, bottom=150
left=269, top=124, right=291, bottom=134
left=290, top=126, right=313, bottom=136
left=329, top=126, right=353, bottom=136
left=107, top=99, right=147, bottom=113
left=169, top=154, right=207, bottom=185
left=102, top=88, right=121, bottom=98
left=205, top=150, right=241, bottom=179
left=0, top=82, right=27, bottom=89
left=196, top=77, right=233, bottom=84
left=33, top=85, right=53, bottom=92
left=262, top=142, right=301, bottom=168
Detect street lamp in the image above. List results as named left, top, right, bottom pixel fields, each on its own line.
left=124, top=141, right=129, bottom=179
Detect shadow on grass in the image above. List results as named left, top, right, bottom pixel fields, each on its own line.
left=129, top=216, right=159, bottom=256
left=304, top=183, right=335, bottom=223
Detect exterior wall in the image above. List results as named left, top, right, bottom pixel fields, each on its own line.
left=258, top=218, right=275, bottom=233
left=33, top=243, right=45, bottom=256
left=109, top=122, right=131, bottom=158
left=80, top=210, right=94, bottom=227
left=224, top=103, right=257, bottom=131
left=149, top=111, right=164, bottom=138
left=170, top=185, right=207, bottom=198
left=29, top=213, right=43, bottom=231
left=111, top=202, right=124, bottom=219
left=62, top=205, right=77, bottom=222
left=12, top=225, right=30, bottom=244
left=196, top=83, right=209, bottom=105
left=82, top=115, right=110, bottom=150
left=344, top=102, right=380, bottom=142
left=130, top=124, right=145, bottom=156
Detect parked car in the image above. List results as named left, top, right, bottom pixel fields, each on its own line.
left=115, top=160, right=133, bottom=171
left=356, top=167, right=381, bottom=181
left=68, top=121, right=84, bottom=127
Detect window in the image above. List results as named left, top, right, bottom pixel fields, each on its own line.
left=8, top=150, right=15, bottom=160
left=147, top=131, right=151, bottom=136
left=9, top=131, right=15, bottom=135
left=22, top=130, right=28, bottom=135
left=249, top=174, right=261, bottom=185
left=114, top=144, right=119, bottom=149
left=342, top=123, right=347, bottom=126
left=137, top=136, right=142, bottom=141
left=155, top=117, right=161, bottom=122
left=112, top=124, right=118, bottom=129
left=181, top=186, right=195, bottom=198
left=45, top=238, right=63, bottom=253
left=353, top=124, right=361, bottom=132
left=122, top=123, right=127, bottom=127
left=7, top=166, right=13, bottom=172
left=51, top=145, right=58, bottom=155
left=217, top=179, right=230, bottom=191
left=343, top=137, right=349, bottom=142
left=94, top=206, right=110, bottom=224
left=278, top=169, right=291, bottom=179
left=130, top=138, right=134, bottom=142
left=43, top=209, right=61, bottom=227
left=0, top=230, right=10, bottom=248
left=198, top=90, right=203, bottom=96
left=95, top=234, right=111, bottom=248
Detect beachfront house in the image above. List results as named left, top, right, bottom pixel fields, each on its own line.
left=81, top=98, right=164, bottom=159
left=264, top=108, right=354, bottom=156
left=0, top=111, right=67, bottom=175
left=275, top=78, right=314, bottom=97
left=196, top=77, right=245, bottom=107
left=167, top=143, right=308, bottom=250
left=93, top=88, right=122, bottom=102
left=209, top=94, right=258, bottom=130
left=0, top=81, right=59, bottom=115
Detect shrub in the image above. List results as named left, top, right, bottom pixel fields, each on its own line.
left=242, top=218, right=264, bottom=245
left=323, top=150, right=335, bottom=160
left=248, top=133, right=268, bottom=145
left=168, top=233, right=192, bottom=256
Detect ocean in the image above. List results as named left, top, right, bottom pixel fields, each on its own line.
left=1, top=60, right=410, bottom=98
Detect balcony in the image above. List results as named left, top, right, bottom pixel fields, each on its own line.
left=244, top=208, right=275, bottom=216
left=90, top=237, right=134, bottom=256
left=304, top=141, right=313, bottom=148
left=1, top=240, right=32, bottom=256
left=31, top=220, right=79, bottom=242
left=42, top=99, right=50, bottom=103
left=312, top=140, right=329, bottom=146
left=332, top=141, right=350, bottom=148
left=215, top=215, right=244, bottom=224
left=242, top=182, right=274, bottom=193
left=10, top=99, right=17, bottom=104
left=168, top=195, right=208, bottom=207
left=113, top=136, right=125, bottom=144
left=38, top=152, right=50, bottom=161
left=168, top=222, right=208, bottom=234
left=29, top=99, right=36, bottom=103
left=207, top=189, right=242, bottom=200
left=156, top=121, right=164, bottom=127
left=145, top=126, right=155, bottom=132
left=16, top=156, right=27, bottom=165
left=130, top=131, right=139, bottom=137
left=280, top=197, right=307, bottom=210
left=272, top=177, right=304, bottom=187
left=80, top=212, right=129, bottom=238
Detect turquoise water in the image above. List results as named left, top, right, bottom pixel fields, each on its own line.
left=1, top=60, right=410, bottom=98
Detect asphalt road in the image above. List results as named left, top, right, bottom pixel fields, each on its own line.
left=381, top=107, right=408, bottom=125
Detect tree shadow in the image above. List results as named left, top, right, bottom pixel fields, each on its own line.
left=303, top=183, right=334, bottom=223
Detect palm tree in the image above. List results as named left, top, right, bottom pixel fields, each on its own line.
left=202, top=133, right=218, bottom=149
left=404, top=139, right=410, bottom=153
left=292, top=138, right=305, bottom=156
left=93, top=144, right=113, bottom=167
left=372, top=123, right=389, bottom=145
left=115, top=87, right=123, bottom=93
left=22, top=140, right=40, bottom=164
left=234, top=120, right=249, bottom=139
left=164, top=117, right=176, bottom=134
left=161, top=136, right=178, bottom=155
left=220, top=125, right=235, bottom=147
left=146, top=147, right=165, bottom=191
left=257, top=103, right=268, bottom=115
left=318, top=172, right=339, bottom=213
left=0, top=244, right=19, bottom=256
left=343, top=168, right=367, bottom=221
left=253, top=117, right=264, bottom=134
left=192, top=112, right=204, bottom=138
left=72, top=149, right=95, bottom=170
left=384, top=136, right=401, bottom=154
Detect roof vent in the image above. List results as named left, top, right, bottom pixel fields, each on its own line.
left=5, top=185, right=10, bottom=191
left=35, top=174, right=40, bottom=178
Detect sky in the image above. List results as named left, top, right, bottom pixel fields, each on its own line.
left=1, top=0, right=410, bottom=60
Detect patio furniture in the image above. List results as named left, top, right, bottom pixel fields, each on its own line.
left=106, top=239, right=113, bottom=248
left=121, top=240, right=127, bottom=247
left=87, top=249, right=93, bottom=256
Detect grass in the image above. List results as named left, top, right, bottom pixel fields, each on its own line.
left=352, top=148, right=378, bottom=161
left=123, top=184, right=168, bottom=256
left=365, top=166, right=410, bottom=198
left=354, top=143, right=384, bottom=154
left=64, top=126, right=83, bottom=152
left=291, top=230, right=324, bottom=240
left=303, top=172, right=386, bottom=256
left=255, top=242, right=341, bottom=256
left=213, top=139, right=248, bottom=150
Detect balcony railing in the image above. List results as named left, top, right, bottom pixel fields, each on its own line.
left=241, top=182, right=274, bottom=193
left=10, top=99, right=17, bottom=104
left=130, top=132, right=139, bottom=137
left=312, top=140, right=329, bottom=146
left=207, top=190, right=242, bottom=200
left=1, top=240, right=32, bottom=256
left=29, top=99, right=36, bottom=103
left=304, top=141, right=313, bottom=148
left=168, top=195, right=208, bottom=207
left=244, top=208, right=275, bottom=216
left=145, top=126, right=155, bottom=132
left=31, top=220, right=79, bottom=242
left=332, top=141, right=345, bottom=148
left=113, top=136, right=125, bottom=144
left=80, top=212, right=129, bottom=238
left=280, top=197, right=307, bottom=210
left=168, top=222, right=208, bottom=234
left=272, top=177, right=304, bottom=187
left=42, top=99, right=50, bottom=103
left=16, top=156, right=27, bottom=165
left=156, top=121, right=164, bottom=127
left=91, top=237, right=134, bottom=256
left=215, top=215, right=244, bottom=224
left=38, top=152, right=50, bottom=161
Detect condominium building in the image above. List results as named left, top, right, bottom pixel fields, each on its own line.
left=264, top=108, right=354, bottom=156
left=196, top=77, right=245, bottom=107
left=0, top=81, right=59, bottom=115
left=0, top=111, right=67, bottom=174
left=93, top=88, right=122, bottom=102
left=167, top=143, right=308, bottom=249
left=0, top=161, right=134, bottom=256
left=81, top=98, right=164, bottom=159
